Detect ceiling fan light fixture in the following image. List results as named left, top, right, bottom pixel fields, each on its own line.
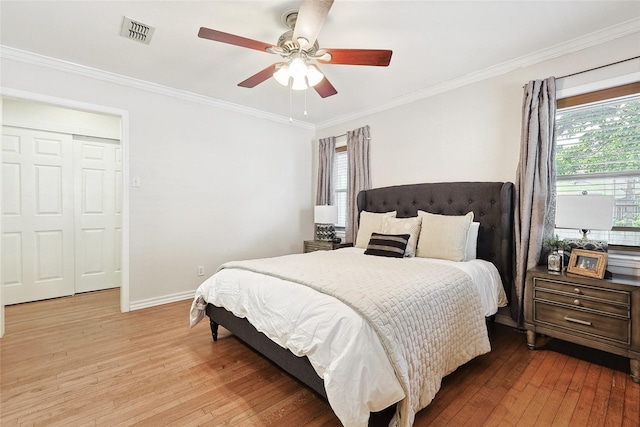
left=306, top=64, right=324, bottom=86
left=288, top=56, right=308, bottom=80
left=273, top=65, right=290, bottom=86
left=198, top=0, right=393, bottom=100
left=291, top=74, right=308, bottom=91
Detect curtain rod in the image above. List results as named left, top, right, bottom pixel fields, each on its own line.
left=334, top=133, right=371, bottom=140
left=557, top=55, right=640, bottom=80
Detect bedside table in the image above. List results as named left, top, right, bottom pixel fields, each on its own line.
left=303, top=240, right=352, bottom=253
left=524, top=265, right=639, bottom=383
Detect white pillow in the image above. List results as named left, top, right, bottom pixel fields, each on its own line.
left=381, top=216, right=422, bottom=257
left=465, top=222, right=480, bottom=261
left=415, top=211, right=474, bottom=261
left=354, top=211, right=397, bottom=249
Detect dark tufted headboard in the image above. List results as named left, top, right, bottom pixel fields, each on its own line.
left=357, top=182, right=514, bottom=299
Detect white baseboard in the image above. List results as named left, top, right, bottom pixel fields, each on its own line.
left=129, top=290, right=194, bottom=311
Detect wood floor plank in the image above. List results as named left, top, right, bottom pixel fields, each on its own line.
left=528, top=349, right=559, bottom=388
left=533, top=388, right=566, bottom=426
left=622, top=373, right=640, bottom=427
left=554, top=355, right=580, bottom=393
left=2, top=289, right=639, bottom=427
left=551, top=389, right=581, bottom=427
left=515, top=386, right=552, bottom=427
left=568, top=359, right=592, bottom=393
left=569, top=363, right=603, bottom=426
left=495, top=383, right=539, bottom=426
left=605, top=370, right=627, bottom=427
left=587, top=367, right=614, bottom=427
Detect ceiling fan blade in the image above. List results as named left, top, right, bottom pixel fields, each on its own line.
left=320, top=49, right=393, bottom=66
left=313, top=74, right=338, bottom=98
left=198, top=27, right=274, bottom=53
left=238, top=63, right=284, bottom=88
left=292, top=0, right=334, bottom=50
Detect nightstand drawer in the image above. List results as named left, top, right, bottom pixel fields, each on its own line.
left=534, top=289, right=629, bottom=317
left=534, top=301, right=630, bottom=344
left=534, top=277, right=629, bottom=305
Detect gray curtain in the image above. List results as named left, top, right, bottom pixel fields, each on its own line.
left=346, top=125, right=372, bottom=243
left=316, top=136, right=336, bottom=205
left=513, top=77, right=557, bottom=325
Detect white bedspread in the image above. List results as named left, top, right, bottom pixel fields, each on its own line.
left=190, top=248, right=507, bottom=426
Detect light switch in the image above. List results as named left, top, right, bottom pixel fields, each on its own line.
left=132, top=176, right=141, bottom=187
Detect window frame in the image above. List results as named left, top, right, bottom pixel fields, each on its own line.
left=555, top=81, right=640, bottom=251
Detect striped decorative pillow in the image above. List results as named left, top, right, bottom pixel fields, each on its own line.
left=364, top=233, right=410, bottom=258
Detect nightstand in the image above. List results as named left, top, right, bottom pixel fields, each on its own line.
left=524, top=265, right=639, bottom=383
left=303, top=240, right=352, bottom=253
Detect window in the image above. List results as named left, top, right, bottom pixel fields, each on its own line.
left=333, top=146, right=348, bottom=230
left=555, top=82, right=640, bottom=247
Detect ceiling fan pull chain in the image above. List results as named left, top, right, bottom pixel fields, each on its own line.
left=304, top=89, right=308, bottom=116
left=289, top=82, right=293, bottom=123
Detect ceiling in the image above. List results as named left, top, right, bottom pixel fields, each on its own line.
left=1, top=1, right=639, bottom=126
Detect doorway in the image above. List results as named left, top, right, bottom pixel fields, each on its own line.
left=1, top=94, right=129, bottom=319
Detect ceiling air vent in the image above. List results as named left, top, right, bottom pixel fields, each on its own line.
left=120, top=16, right=154, bottom=45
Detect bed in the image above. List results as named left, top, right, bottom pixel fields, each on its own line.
left=190, top=181, right=514, bottom=426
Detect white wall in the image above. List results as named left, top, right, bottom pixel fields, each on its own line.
left=3, top=98, right=121, bottom=140
left=1, top=31, right=637, bottom=333
left=315, top=33, right=640, bottom=190
left=0, top=54, right=315, bottom=312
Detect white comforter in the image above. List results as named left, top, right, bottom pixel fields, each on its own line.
left=190, top=248, right=507, bottom=426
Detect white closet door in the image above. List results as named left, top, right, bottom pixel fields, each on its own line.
left=2, top=126, right=75, bottom=304
left=74, top=138, right=120, bottom=293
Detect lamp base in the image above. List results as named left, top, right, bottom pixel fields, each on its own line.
left=566, top=239, right=608, bottom=253
left=315, top=223, right=336, bottom=241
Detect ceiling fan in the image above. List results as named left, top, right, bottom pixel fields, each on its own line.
left=198, top=0, right=392, bottom=98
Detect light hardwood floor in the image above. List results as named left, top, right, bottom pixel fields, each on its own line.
left=1, top=289, right=638, bottom=426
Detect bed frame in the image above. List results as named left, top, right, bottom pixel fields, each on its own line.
left=206, top=181, right=514, bottom=424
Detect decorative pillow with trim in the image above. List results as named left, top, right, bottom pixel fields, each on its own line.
left=354, top=211, right=397, bottom=249
left=364, top=233, right=410, bottom=258
left=416, top=211, right=474, bottom=261
left=381, top=216, right=422, bottom=257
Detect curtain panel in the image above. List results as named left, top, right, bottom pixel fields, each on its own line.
left=346, top=125, right=372, bottom=243
left=316, top=136, right=336, bottom=205
left=513, top=77, right=557, bottom=325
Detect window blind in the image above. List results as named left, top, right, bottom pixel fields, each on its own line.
left=555, top=90, right=640, bottom=246
left=333, top=150, right=348, bottom=228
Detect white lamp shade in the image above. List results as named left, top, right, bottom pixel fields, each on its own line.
left=288, top=57, right=307, bottom=79
left=291, top=74, right=308, bottom=91
left=314, top=205, right=338, bottom=224
left=306, top=64, right=324, bottom=87
left=273, top=65, right=290, bottom=86
left=555, top=195, right=614, bottom=231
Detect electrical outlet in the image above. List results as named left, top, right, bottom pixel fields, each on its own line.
left=197, top=265, right=205, bottom=276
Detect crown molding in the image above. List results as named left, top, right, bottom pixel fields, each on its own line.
left=0, top=46, right=315, bottom=131
left=316, top=18, right=640, bottom=130
left=2, top=15, right=637, bottom=134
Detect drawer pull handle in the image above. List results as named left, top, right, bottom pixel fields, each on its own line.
left=573, top=299, right=581, bottom=306
left=564, top=316, right=592, bottom=326
left=573, top=288, right=582, bottom=294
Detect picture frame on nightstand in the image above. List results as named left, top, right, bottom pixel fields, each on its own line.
left=567, top=248, right=608, bottom=279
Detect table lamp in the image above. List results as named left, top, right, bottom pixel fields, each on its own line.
left=314, top=205, right=338, bottom=241
left=555, top=194, right=614, bottom=240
